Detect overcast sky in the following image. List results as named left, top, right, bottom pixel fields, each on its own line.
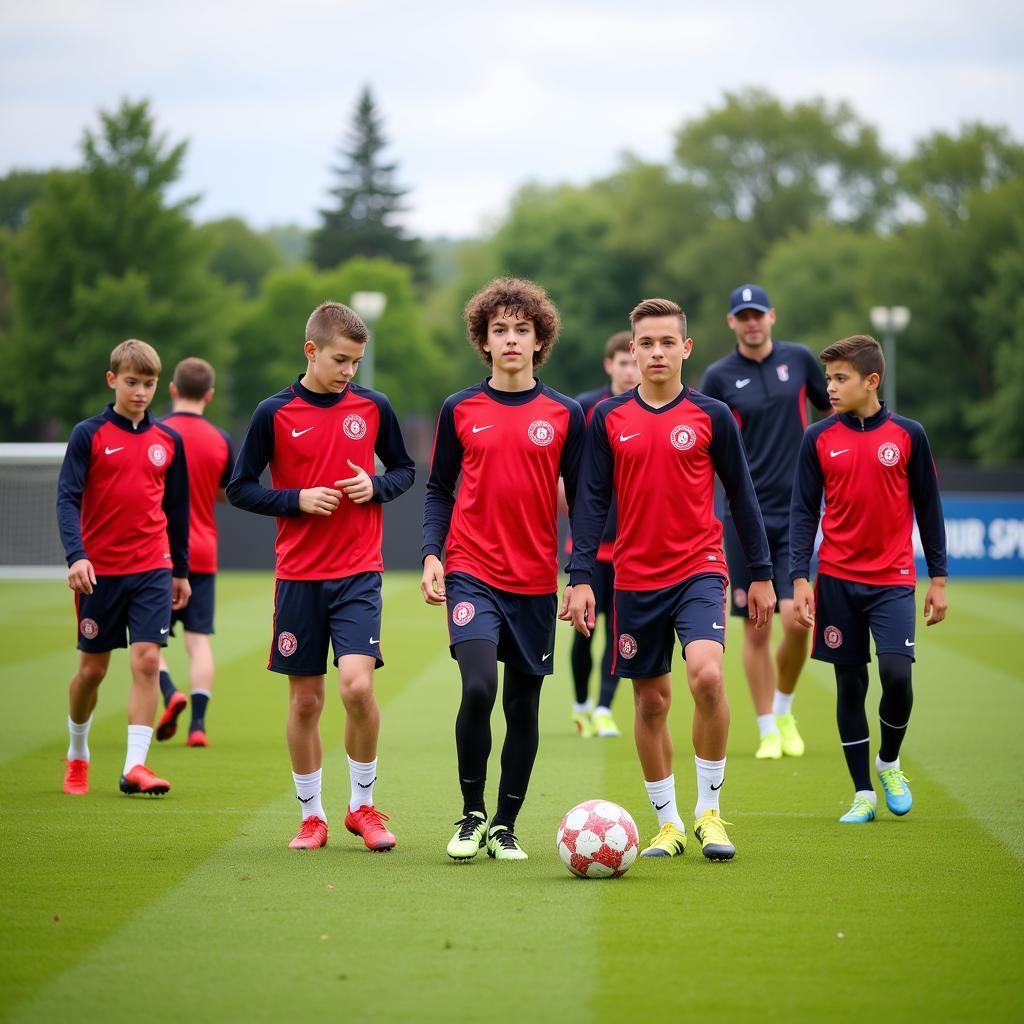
left=2, top=0, right=1022, bottom=237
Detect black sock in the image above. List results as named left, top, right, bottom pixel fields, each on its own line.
left=190, top=691, right=210, bottom=732
left=877, top=653, right=913, bottom=763
left=493, top=666, right=543, bottom=828
left=158, top=669, right=177, bottom=706
left=835, top=663, right=872, bottom=792
left=569, top=630, right=592, bottom=705
left=454, top=640, right=498, bottom=816
left=597, top=615, right=618, bottom=709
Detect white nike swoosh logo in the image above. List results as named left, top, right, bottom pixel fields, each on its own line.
left=830, top=449, right=851, bottom=457
left=291, top=427, right=314, bottom=438
left=541, top=652, right=552, bottom=660
left=104, top=447, right=124, bottom=455
left=904, top=639, right=915, bottom=647
left=160, top=627, right=169, bottom=634
left=619, top=432, right=642, bottom=442
left=370, top=637, right=380, bottom=645
left=735, top=379, right=751, bottom=388
left=472, top=425, right=494, bottom=433
left=712, top=622, right=724, bottom=630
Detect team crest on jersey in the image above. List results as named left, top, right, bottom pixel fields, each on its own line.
left=343, top=414, right=367, bottom=440
left=79, top=618, right=99, bottom=640
left=823, top=625, right=843, bottom=649
left=528, top=419, right=555, bottom=447
left=670, top=424, right=696, bottom=451
left=452, top=601, right=475, bottom=626
left=877, top=441, right=901, bottom=467
left=618, top=633, right=638, bottom=659
left=733, top=588, right=748, bottom=609
left=148, top=444, right=167, bottom=467
left=277, top=631, right=298, bottom=657
left=777, top=364, right=790, bottom=382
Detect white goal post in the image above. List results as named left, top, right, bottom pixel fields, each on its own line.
left=0, top=443, right=69, bottom=578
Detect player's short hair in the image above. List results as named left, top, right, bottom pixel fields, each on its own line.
left=110, top=339, right=161, bottom=377
left=464, top=277, right=561, bottom=367
left=629, top=298, right=687, bottom=338
left=173, top=357, right=216, bottom=399
left=820, top=334, right=885, bottom=382
left=604, top=331, right=633, bottom=359
left=306, top=301, right=369, bottom=348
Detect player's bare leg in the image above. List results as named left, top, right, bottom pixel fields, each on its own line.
left=184, top=630, right=214, bottom=694
left=743, top=618, right=783, bottom=758
left=64, top=651, right=110, bottom=793
left=773, top=599, right=808, bottom=756
left=287, top=674, right=325, bottom=773
left=119, top=642, right=171, bottom=794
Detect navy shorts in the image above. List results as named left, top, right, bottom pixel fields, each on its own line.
left=611, top=573, right=727, bottom=678
left=170, top=572, right=215, bottom=634
left=724, top=513, right=794, bottom=616
left=445, top=572, right=557, bottom=676
left=75, top=569, right=172, bottom=653
left=811, top=574, right=916, bottom=665
left=269, top=573, right=383, bottom=676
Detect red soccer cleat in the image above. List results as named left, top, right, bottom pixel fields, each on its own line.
left=119, top=764, right=171, bottom=795
left=63, top=758, right=89, bottom=795
left=344, top=805, right=396, bottom=851
left=186, top=729, right=208, bottom=748
left=156, top=691, right=188, bottom=741
left=289, top=816, right=329, bottom=850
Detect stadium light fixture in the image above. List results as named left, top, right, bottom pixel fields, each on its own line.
left=869, top=305, right=911, bottom=411
left=351, top=291, right=388, bottom=390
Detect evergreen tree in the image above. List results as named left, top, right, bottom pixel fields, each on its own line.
left=311, top=86, right=426, bottom=281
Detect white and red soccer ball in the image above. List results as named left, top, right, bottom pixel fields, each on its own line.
left=557, top=800, right=639, bottom=879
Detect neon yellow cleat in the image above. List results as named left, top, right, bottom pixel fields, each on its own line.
left=694, top=810, right=735, bottom=861
left=447, top=811, right=487, bottom=861
left=639, top=822, right=687, bottom=858
left=755, top=731, right=783, bottom=760
left=486, top=825, right=528, bottom=861
left=571, top=711, right=594, bottom=738
left=776, top=714, right=805, bottom=757
left=592, top=709, right=621, bottom=737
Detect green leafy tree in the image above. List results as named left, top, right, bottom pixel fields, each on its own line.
left=2, top=100, right=237, bottom=435
left=311, top=86, right=426, bottom=281
left=198, top=217, right=283, bottom=296
left=0, top=169, right=50, bottom=232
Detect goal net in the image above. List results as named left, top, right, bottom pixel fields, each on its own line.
left=0, top=444, right=68, bottom=578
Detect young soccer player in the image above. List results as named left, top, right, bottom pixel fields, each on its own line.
left=57, top=339, right=191, bottom=797
left=422, top=277, right=585, bottom=862
left=567, top=299, right=775, bottom=861
left=156, top=357, right=234, bottom=747
left=789, top=334, right=948, bottom=824
left=569, top=331, right=638, bottom=739
left=227, top=302, right=415, bottom=851
left=700, top=284, right=830, bottom=760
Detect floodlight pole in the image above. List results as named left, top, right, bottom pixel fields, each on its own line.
left=869, top=306, right=911, bottom=411
left=350, top=291, right=388, bottom=390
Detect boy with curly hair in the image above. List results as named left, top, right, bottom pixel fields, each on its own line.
left=422, top=277, right=586, bottom=861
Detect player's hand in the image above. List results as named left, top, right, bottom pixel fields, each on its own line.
left=336, top=461, right=374, bottom=504
left=924, top=577, right=948, bottom=626
left=171, top=576, right=192, bottom=611
left=747, top=580, right=777, bottom=629
left=557, top=584, right=574, bottom=621
left=566, top=584, right=596, bottom=637
left=299, top=486, right=343, bottom=516
left=421, top=555, right=446, bottom=605
left=67, top=558, right=96, bottom=595
left=792, top=578, right=815, bottom=629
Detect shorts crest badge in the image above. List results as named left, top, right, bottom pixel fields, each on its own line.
left=278, top=631, right=298, bottom=657
left=823, top=625, right=843, bottom=649
left=618, top=633, right=638, bottom=659
left=80, top=618, right=99, bottom=640
left=452, top=601, right=475, bottom=626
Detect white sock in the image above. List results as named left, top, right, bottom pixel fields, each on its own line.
left=67, top=715, right=92, bottom=762
left=293, top=769, right=325, bottom=821
left=348, top=756, right=377, bottom=811
left=876, top=755, right=900, bottom=774
left=572, top=699, right=593, bottom=714
left=856, top=789, right=878, bottom=804
left=694, top=756, right=726, bottom=817
left=644, top=775, right=684, bottom=830
left=594, top=705, right=611, bottom=717
left=123, top=725, right=153, bottom=774
left=773, top=690, right=795, bottom=717
left=756, top=714, right=778, bottom=738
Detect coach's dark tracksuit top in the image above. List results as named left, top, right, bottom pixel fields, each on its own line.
left=700, top=341, right=830, bottom=517
left=789, top=405, right=948, bottom=586
left=160, top=412, right=234, bottom=575
left=227, top=378, right=415, bottom=581
left=422, top=379, right=586, bottom=595
left=56, top=404, right=190, bottom=577
left=568, top=386, right=772, bottom=592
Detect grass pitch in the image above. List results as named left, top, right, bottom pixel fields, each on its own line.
left=1, top=573, right=1022, bottom=1022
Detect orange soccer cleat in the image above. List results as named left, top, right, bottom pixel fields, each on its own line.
left=344, top=805, right=396, bottom=851
left=156, top=691, right=188, bottom=741
left=289, top=816, right=329, bottom=850
left=63, top=758, right=89, bottom=795
left=186, top=729, right=208, bottom=748
left=119, top=764, right=171, bottom=796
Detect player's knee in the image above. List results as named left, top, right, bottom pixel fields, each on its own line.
left=878, top=654, right=912, bottom=692
left=339, top=674, right=375, bottom=711
left=290, top=688, right=324, bottom=720
left=462, top=675, right=498, bottom=714
left=78, top=662, right=107, bottom=686
left=635, top=688, right=669, bottom=722
left=130, top=646, right=161, bottom=677
left=690, top=662, right=725, bottom=704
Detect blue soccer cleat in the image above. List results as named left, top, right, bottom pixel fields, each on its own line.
left=878, top=768, right=913, bottom=816
left=839, top=795, right=877, bottom=824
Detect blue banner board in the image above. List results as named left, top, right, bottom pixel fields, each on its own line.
left=914, top=495, right=1024, bottom=577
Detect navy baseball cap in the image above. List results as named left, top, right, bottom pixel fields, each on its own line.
left=729, top=284, right=771, bottom=315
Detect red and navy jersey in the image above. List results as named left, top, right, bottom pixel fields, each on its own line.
left=160, top=412, right=233, bottom=574
left=227, top=378, right=415, bottom=581
left=701, top=341, right=829, bottom=516
left=422, top=379, right=586, bottom=595
left=569, top=386, right=771, bottom=592
left=789, top=405, right=948, bottom=586
left=56, top=404, right=189, bottom=577
left=575, top=384, right=618, bottom=561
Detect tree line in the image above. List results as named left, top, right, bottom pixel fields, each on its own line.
left=1, top=88, right=1021, bottom=463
